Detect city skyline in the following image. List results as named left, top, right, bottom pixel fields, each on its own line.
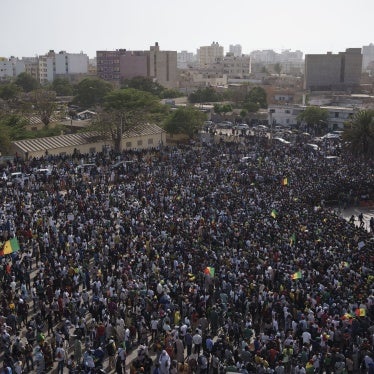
left=1, top=0, right=373, bottom=59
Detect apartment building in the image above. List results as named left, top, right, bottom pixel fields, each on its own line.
left=0, top=58, right=13, bottom=81
left=223, top=54, right=251, bottom=79
left=197, top=42, right=224, bottom=67
left=304, top=48, right=362, bottom=91
left=362, top=43, right=374, bottom=71
left=177, top=50, right=195, bottom=69
left=96, top=49, right=123, bottom=83
left=229, top=44, right=242, bottom=58
left=97, top=43, right=178, bottom=88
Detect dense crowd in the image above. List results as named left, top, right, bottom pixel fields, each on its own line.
left=0, top=137, right=373, bottom=374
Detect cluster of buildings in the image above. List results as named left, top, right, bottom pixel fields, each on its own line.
left=0, top=50, right=94, bottom=85
left=0, top=42, right=373, bottom=92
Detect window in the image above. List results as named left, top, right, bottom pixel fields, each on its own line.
left=335, top=112, right=339, bottom=118
left=126, top=142, right=132, bottom=148
left=137, top=140, right=143, bottom=146
left=148, top=138, right=154, bottom=145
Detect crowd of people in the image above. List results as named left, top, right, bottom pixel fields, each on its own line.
left=0, top=135, right=373, bottom=374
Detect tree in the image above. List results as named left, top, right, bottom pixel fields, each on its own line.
left=274, top=63, right=282, bottom=76
left=188, top=87, right=221, bottom=103
left=343, top=109, right=374, bottom=159
left=0, top=83, right=21, bottom=100
left=15, top=72, right=39, bottom=92
left=121, top=76, right=165, bottom=97
left=31, top=89, right=57, bottom=127
left=163, top=106, right=207, bottom=138
left=243, top=101, right=260, bottom=113
left=245, top=87, right=267, bottom=109
left=51, top=77, right=74, bottom=96
left=73, top=78, right=113, bottom=108
left=297, top=106, right=329, bottom=135
left=92, top=88, right=163, bottom=152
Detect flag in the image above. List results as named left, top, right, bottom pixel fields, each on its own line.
left=204, top=267, right=215, bottom=277
left=291, top=271, right=302, bottom=280
left=355, top=308, right=366, bottom=317
left=0, top=237, right=20, bottom=256
left=281, top=177, right=288, bottom=186
left=188, top=273, right=196, bottom=281
left=271, top=209, right=278, bottom=219
left=340, top=261, right=349, bottom=269
left=290, top=233, right=296, bottom=246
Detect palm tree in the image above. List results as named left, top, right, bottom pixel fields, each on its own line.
left=343, top=109, right=374, bottom=159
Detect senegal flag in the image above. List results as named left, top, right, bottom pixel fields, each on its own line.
left=0, top=237, right=20, bottom=256
left=291, top=271, right=302, bottom=280
left=355, top=308, right=366, bottom=317
left=204, top=267, right=215, bottom=277
left=281, top=177, right=288, bottom=186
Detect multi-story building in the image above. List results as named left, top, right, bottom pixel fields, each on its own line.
left=223, top=54, right=251, bottom=79
left=197, top=42, right=224, bottom=68
left=38, top=51, right=55, bottom=85
left=96, top=49, right=123, bottom=83
left=177, top=50, right=195, bottom=69
left=97, top=43, right=178, bottom=88
left=229, top=44, right=242, bottom=57
left=0, top=58, right=14, bottom=81
left=304, top=48, right=362, bottom=91
left=362, top=43, right=374, bottom=71
left=55, top=51, right=89, bottom=76
left=268, top=104, right=356, bottom=130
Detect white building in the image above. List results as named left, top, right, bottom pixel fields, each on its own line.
left=197, top=42, right=224, bottom=68
left=177, top=50, right=195, bottom=69
left=362, top=43, right=374, bottom=71
left=55, top=51, right=89, bottom=75
left=268, top=104, right=356, bottom=130
left=0, top=58, right=14, bottom=81
left=38, top=54, right=55, bottom=84
left=229, top=44, right=242, bottom=57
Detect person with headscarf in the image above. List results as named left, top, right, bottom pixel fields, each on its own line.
left=159, top=349, right=171, bottom=374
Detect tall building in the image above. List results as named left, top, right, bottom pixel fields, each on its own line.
left=362, top=43, right=374, bottom=71
left=177, top=50, right=195, bottom=69
left=96, top=50, right=123, bottom=83
left=55, top=51, right=89, bottom=76
left=197, top=42, right=224, bottom=67
left=97, top=43, right=178, bottom=88
left=229, top=44, right=242, bottom=57
left=223, top=55, right=251, bottom=78
left=304, top=48, right=362, bottom=91
left=0, top=58, right=14, bottom=81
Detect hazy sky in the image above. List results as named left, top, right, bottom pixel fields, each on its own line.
left=1, top=0, right=373, bottom=58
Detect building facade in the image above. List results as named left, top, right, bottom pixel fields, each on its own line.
left=223, top=55, right=251, bottom=79
left=362, top=43, right=374, bottom=71
left=177, top=50, right=195, bottom=69
left=304, top=48, right=362, bottom=91
left=0, top=58, right=13, bottom=81
left=229, top=44, right=242, bottom=57
left=96, top=50, right=123, bottom=83
left=97, top=43, right=178, bottom=88
left=197, top=42, right=224, bottom=68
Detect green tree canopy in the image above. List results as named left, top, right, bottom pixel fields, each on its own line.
left=51, top=77, right=74, bottom=96
left=15, top=72, right=39, bottom=92
left=188, top=87, right=222, bottom=103
left=0, top=83, right=21, bottom=100
left=297, top=106, right=329, bottom=135
left=73, top=77, right=113, bottom=108
left=31, top=89, right=57, bottom=127
left=121, top=76, right=164, bottom=97
left=163, top=106, right=207, bottom=138
left=92, top=88, right=164, bottom=151
left=274, top=63, right=282, bottom=76
left=343, top=109, right=374, bottom=159
left=245, top=87, right=267, bottom=109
